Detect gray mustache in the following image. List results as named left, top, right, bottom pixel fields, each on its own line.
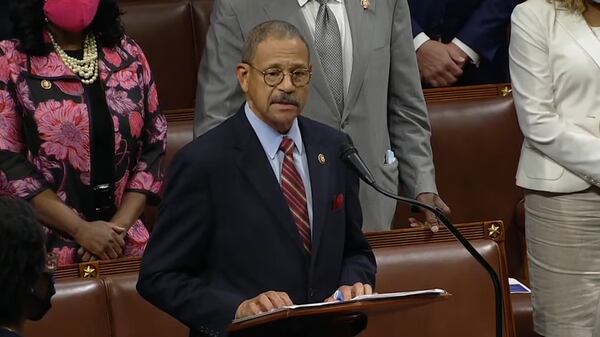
left=270, top=93, right=299, bottom=106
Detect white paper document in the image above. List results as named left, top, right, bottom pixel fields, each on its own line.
left=232, top=288, right=448, bottom=324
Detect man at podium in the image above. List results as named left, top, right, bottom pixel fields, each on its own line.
left=137, top=20, right=376, bottom=337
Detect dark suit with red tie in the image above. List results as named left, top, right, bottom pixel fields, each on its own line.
left=137, top=106, right=376, bottom=337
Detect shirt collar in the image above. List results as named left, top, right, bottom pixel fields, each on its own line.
left=245, top=103, right=304, bottom=160
left=297, top=0, right=343, bottom=7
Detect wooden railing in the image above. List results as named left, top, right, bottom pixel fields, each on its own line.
left=54, top=220, right=506, bottom=280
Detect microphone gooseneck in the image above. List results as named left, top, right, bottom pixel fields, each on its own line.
left=340, top=144, right=376, bottom=185
left=340, top=144, right=503, bottom=337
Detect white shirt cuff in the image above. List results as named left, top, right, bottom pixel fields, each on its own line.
left=414, top=32, right=430, bottom=51
left=451, top=38, right=480, bottom=66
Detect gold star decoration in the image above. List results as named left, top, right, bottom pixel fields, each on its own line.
left=488, top=223, right=501, bottom=239
left=81, top=265, right=97, bottom=278
left=500, top=86, right=512, bottom=97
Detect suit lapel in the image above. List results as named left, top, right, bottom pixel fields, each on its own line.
left=298, top=118, right=330, bottom=259
left=343, top=0, right=375, bottom=121
left=233, top=111, right=307, bottom=254
left=264, top=0, right=341, bottom=120
left=263, top=0, right=309, bottom=35
left=557, top=9, right=600, bottom=71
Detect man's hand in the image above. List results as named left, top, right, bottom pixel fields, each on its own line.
left=73, top=221, right=126, bottom=260
left=235, top=291, right=293, bottom=319
left=446, top=42, right=469, bottom=69
left=324, top=283, right=373, bottom=302
left=416, top=40, right=463, bottom=87
left=408, top=193, right=451, bottom=233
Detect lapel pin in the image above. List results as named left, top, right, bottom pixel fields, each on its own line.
left=318, top=153, right=326, bottom=165
left=361, top=0, right=370, bottom=10
left=41, top=80, right=52, bottom=90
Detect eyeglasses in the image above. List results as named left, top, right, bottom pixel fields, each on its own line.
left=245, top=63, right=312, bottom=87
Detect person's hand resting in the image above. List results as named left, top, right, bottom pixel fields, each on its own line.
left=73, top=220, right=126, bottom=260
left=416, top=40, right=464, bottom=87
left=324, top=282, right=373, bottom=302
left=408, top=192, right=451, bottom=233
left=235, top=291, right=294, bottom=319
left=446, top=42, right=470, bottom=69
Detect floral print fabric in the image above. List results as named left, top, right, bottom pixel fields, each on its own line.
left=0, top=35, right=166, bottom=265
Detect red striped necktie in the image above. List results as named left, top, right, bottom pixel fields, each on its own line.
left=279, top=136, right=311, bottom=253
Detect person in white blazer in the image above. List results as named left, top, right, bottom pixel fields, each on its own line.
left=510, top=0, right=600, bottom=336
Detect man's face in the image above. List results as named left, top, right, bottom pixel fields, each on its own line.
left=237, top=37, right=311, bottom=133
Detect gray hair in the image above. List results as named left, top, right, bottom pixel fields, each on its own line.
left=241, top=20, right=310, bottom=63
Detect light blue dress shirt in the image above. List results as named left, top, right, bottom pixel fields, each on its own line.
left=244, top=103, right=314, bottom=229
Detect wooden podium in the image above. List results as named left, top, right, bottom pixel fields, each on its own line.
left=228, top=290, right=449, bottom=337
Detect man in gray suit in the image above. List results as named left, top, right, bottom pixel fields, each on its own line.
left=194, top=0, right=450, bottom=231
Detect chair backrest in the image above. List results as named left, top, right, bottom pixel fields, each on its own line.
left=106, top=273, right=189, bottom=337
left=363, top=221, right=515, bottom=337
left=393, top=94, right=526, bottom=281
left=24, top=273, right=189, bottom=337
left=119, top=0, right=214, bottom=117
left=24, top=279, right=113, bottom=337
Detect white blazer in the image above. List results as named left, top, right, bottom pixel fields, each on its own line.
left=510, top=0, right=600, bottom=193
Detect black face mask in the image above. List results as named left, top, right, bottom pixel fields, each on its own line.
left=26, top=272, right=56, bottom=321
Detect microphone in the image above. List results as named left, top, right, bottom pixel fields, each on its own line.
left=340, top=144, right=503, bottom=337
left=340, top=144, right=375, bottom=185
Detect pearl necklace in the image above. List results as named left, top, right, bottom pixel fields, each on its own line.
left=49, top=32, right=99, bottom=84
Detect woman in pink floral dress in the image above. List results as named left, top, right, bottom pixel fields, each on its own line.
left=0, top=0, right=166, bottom=265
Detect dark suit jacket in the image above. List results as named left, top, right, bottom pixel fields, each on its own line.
left=137, top=108, right=377, bottom=337
left=408, top=0, right=519, bottom=85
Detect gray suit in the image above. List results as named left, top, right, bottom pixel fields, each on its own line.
left=195, top=0, right=437, bottom=231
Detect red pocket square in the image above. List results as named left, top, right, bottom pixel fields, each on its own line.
left=332, top=193, right=345, bottom=211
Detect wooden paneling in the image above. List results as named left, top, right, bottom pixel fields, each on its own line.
left=423, top=83, right=512, bottom=103
left=53, top=221, right=505, bottom=280
left=366, top=220, right=505, bottom=249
